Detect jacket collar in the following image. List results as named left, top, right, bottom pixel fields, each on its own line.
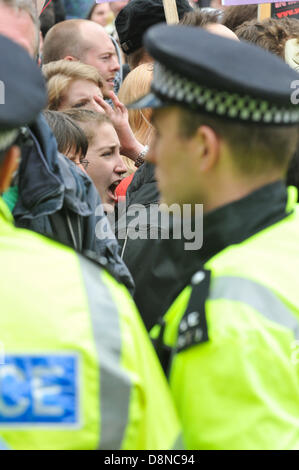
left=13, top=114, right=95, bottom=219
left=200, top=180, right=293, bottom=264
left=13, top=114, right=64, bottom=219
left=126, top=162, right=160, bottom=207
left=160, top=181, right=295, bottom=292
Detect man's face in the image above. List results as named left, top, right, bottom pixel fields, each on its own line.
left=0, top=4, right=36, bottom=57
left=149, top=107, right=202, bottom=206
left=79, top=22, right=120, bottom=92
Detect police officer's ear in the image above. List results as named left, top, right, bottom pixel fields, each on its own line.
left=193, top=125, right=221, bottom=173
left=0, top=146, right=20, bottom=194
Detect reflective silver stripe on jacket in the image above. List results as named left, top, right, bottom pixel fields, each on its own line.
left=78, top=255, right=131, bottom=450
left=0, top=438, right=9, bottom=450
left=210, top=276, right=299, bottom=340
left=172, top=433, right=185, bottom=450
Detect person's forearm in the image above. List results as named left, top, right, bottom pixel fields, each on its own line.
left=120, top=134, right=145, bottom=161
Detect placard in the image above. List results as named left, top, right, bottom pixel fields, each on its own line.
left=223, top=0, right=278, bottom=5
left=271, top=1, right=299, bottom=19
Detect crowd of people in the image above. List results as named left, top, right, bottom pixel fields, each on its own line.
left=0, top=0, right=298, bottom=450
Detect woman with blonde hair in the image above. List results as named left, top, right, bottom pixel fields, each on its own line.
left=118, top=63, right=154, bottom=150
left=42, top=59, right=105, bottom=111
left=116, top=63, right=154, bottom=195
left=43, top=60, right=149, bottom=186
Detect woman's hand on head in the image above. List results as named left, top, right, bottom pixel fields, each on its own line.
left=94, top=92, right=144, bottom=161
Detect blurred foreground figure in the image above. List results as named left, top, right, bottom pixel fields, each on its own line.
left=0, top=0, right=134, bottom=292
left=0, top=35, right=182, bottom=450
left=133, top=25, right=299, bottom=449
left=235, top=17, right=299, bottom=193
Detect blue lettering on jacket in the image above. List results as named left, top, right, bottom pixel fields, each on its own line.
left=0, top=355, right=79, bottom=425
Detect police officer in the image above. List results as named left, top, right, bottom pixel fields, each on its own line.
left=0, top=35, right=181, bottom=450
left=132, top=25, right=299, bottom=449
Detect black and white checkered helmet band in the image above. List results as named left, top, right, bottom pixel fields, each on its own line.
left=152, top=62, right=299, bottom=124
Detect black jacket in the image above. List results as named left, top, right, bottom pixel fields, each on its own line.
left=116, top=162, right=193, bottom=330
left=14, top=114, right=134, bottom=292
left=117, top=161, right=289, bottom=330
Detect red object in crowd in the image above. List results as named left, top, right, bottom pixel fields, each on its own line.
left=115, top=173, right=134, bottom=198
left=41, top=0, right=53, bottom=14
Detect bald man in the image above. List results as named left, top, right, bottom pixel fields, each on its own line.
left=43, top=19, right=120, bottom=94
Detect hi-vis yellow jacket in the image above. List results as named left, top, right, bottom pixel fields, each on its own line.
left=152, top=187, right=299, bottom=450
left=0, top=197, right=182, bottom=450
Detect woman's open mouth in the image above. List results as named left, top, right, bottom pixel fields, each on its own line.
left=107, top=180, right=121, bottom=203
